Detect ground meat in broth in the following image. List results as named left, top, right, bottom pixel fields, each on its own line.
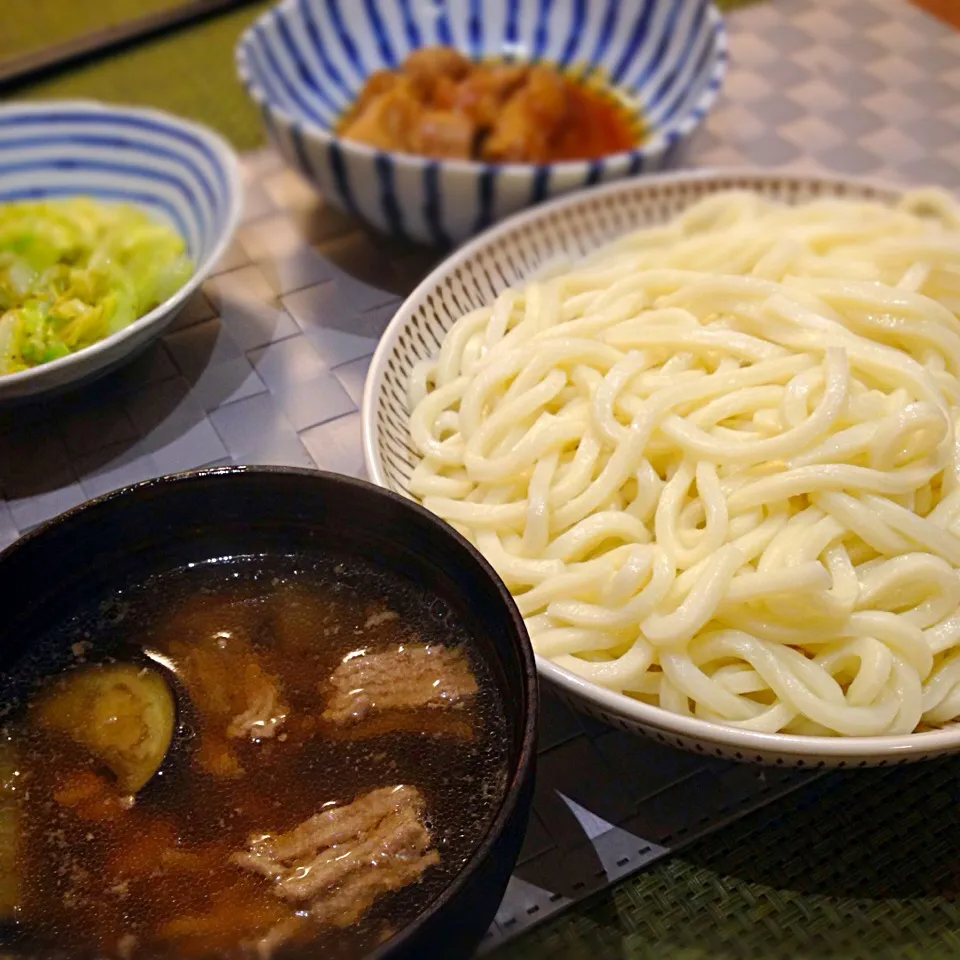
left=155, top=596, right=289, bottom=777
left=0, top=555, right=509, bottom=960
left=318, top=708, right=475, bottom=743
left=322, top=644, right=478, bottom=724
left=234, top=785, right=438, bottom=926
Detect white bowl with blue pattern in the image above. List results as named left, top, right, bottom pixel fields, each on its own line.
left=236, top=0, right=726, bottom=245
left=0, top=101, right=242, bottom=402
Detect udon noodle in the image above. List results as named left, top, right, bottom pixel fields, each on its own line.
left=407, top=188, right=960, bottom=737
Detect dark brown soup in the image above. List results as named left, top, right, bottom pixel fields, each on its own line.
left=0, top=554, right=510, bottom=959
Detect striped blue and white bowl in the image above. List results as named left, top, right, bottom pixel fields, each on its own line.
left=236, top=0, right=726, bottom=245
left=0, top=100, right=242, bottom=401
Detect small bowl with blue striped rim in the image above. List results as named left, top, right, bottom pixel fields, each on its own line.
left=0, top=100, right=242, bottom=402
left=236, top=0, right=726, bottom=246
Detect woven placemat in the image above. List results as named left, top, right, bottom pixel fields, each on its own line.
left=5, top=0, right=760, bottom=151
left=495, top=757, right=960, bottom=959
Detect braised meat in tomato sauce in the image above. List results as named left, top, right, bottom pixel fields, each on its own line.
left=337, top=45, right=642, bottom=162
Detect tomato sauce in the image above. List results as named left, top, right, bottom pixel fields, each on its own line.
left=338, top=46, right=644, bottom=164
left=548, top=74, right=642, bottom=161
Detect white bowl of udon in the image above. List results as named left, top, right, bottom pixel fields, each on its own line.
left=362, top=169, right=960, bottom=767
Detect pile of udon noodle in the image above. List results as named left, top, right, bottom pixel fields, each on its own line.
left=408, top=187, right=960, bottom=737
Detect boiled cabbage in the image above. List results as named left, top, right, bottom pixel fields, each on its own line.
left=0, top=198, right=192, bottom=374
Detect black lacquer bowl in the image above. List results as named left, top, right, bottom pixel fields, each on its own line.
left=0, top=466, right=538, bottom=960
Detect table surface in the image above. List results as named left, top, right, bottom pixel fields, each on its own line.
left=6, top=0, right=960, bottom=957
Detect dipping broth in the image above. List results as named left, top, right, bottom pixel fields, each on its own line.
left=0, top=554, right=510, bottom=959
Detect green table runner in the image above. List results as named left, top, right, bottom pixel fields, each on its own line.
left=5, top=0, right=273, bottom=150
left=499, top=758, right=960, bottom=959
left=4, top=0, right=758, bottom=151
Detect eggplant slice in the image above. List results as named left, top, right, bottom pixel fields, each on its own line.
left=32, top=663, right=175, bottom=794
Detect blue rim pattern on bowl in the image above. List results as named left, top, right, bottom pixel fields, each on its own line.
left=236, top=0, right=727, bottom=244
left=0, top=102, right=236, bottom=260
left=0, top=100, right=242, bottom=400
